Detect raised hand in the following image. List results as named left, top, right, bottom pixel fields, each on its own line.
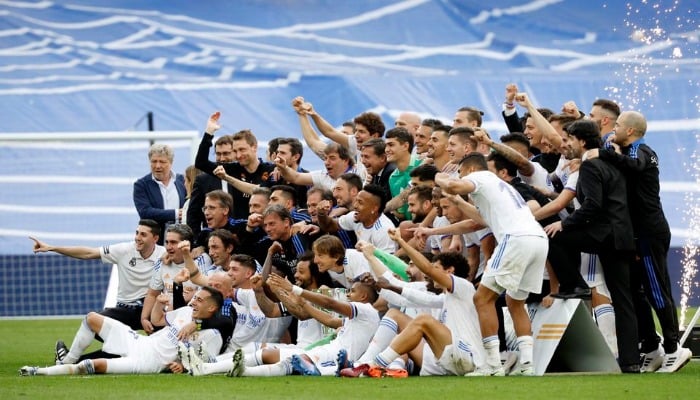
left=561, top=101, right=579, bottom=117
left=355, top=240, right=376, bottom=258
left=505, top=83, right=519, bottom=104
left=213, top=165, right=227, bottom=179
left=205, top=111, right=221, bottom=135
left=515, top=92, right=532, bottom=108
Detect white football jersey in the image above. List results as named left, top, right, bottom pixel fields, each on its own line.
left=326, top=249, right=372, bottom=289
left=463, top=170, right=545, bottom=242
left=338, top=213, right=396, bottom=254
left=100, top=242, right=165, bottom=303
left=330, top=301, right=380, bottom=361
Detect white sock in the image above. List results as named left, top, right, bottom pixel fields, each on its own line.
left=594, top=304, right=618, bottom=358
left=37, top=364, right=81, bottom=376
left=249, top=349, right=264, bottom=366
left=516, top=336, right=534, bottom=365
left=65, top=319, right=95, bottom=364
left=357, top=317, right=399, bottom=364
left=483, top=335, right=501, bottom=367
left=374, top=347, right=400, bottom=368
left=387, top=358, right=406, bottom=370
left=242, top=359, right=291, bottom=377
left=202, top=358, right=236, bottom=375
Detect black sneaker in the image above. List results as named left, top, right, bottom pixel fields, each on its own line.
left=55, top=340, right=68, bottom=365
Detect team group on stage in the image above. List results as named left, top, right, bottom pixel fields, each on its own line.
left=20, top=83, right=692, bottom=377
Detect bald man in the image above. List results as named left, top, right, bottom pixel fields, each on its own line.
left=593, top=111, right=691, bottom=373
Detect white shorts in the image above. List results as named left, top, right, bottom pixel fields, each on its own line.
left=419, top=338, right=476, bottom=376
left=580, top=253, right=611, bottom=300
left=482, top=234, right=548, bottom=300
left=305, top=343, right=341, bottom=373
left=99, top=317, right=165, bottom=374
left=419, top=344, right=443, bottom=376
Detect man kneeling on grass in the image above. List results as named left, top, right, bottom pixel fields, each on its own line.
left=20, top=286, right=225, bottom=376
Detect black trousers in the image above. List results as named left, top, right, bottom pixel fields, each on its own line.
left=548, top=229, right=639, bottom=368
left=632, top=231, right=679, bottom=354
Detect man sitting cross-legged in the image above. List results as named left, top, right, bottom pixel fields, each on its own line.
left=20, top=287, right=225, bottom=376
left=339, top=228, right=485, bottom=377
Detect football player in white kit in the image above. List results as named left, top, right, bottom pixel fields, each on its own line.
left=20, top=286, right=225, bottom=376
left=435, top=152, right=548, bottom=376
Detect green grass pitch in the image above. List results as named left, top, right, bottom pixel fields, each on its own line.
left=1, top=319, right=698, bottom=400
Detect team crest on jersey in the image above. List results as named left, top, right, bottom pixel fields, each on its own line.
left=129, top=257, right=137, bottom=267
left=651, top=155, right=658, bottom=166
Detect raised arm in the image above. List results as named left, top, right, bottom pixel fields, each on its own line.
left=516, top=92, right=562, bottom=148
left=179, top=240, right=210, bottom=287
left=194, top=112, right=222, bottom=175
left=292, top=97, right=327, bottom=159
left=29, top=237, right=100, bottom=259
left=213, top=165, right=258, bottom=195
left=274, top=157, right=314, bottom=186
left=304, top=101, right=351, bottom=149
left=388, top=228, right=453, bottom=291
left=315, top=200, right=340, bottom=233
left=473, top=129, right=534, bottom=177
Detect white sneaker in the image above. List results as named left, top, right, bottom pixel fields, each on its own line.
left=500, top=351, right=518, bottom=375
left=656, top=347, right=692, bottom=373
left=177, top=342, right=191, bottom=370
left=19, top=366, right=38, bottom=376
left=508, top=362, right=535, bottom=376
left=465, top=364, right=505, bottom=377
left=187, top=346, right=206, bottom=376
left=226, top=349, right=245, bottom=377
left=640, top=344, right=664, bottom=373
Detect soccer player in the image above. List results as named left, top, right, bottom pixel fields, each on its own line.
left=350, top=228, right=484, bottom=377
left=435, top=152, right=549, bottom=376
left=20, top=286, right=225, bottom=376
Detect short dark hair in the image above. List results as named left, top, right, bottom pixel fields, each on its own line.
left=138, top=219, right=161, bottom=237
left=487, top=152, right=518, bottom=178
left=385, top=127, right=414, bottom=153
left=342, top=121, right=355, bottom=130
left=214, top=135, right=234, bottom=148
left=267, top=137, right=281, bottom=157
left=523, top=108, right=554, bottom=121
left=165, top=223, right=194, bottom=242
left=457, top=107, right=485, bottom=127
left=362, top=184, right=388, bottom=214
left=459, top=152, right=488, bottom=171
left=323, top=142, right=353, bottom=166
left=231, top=254, right=257, bottom=271
left=208, top=229, right=236, bottom=251
left=421, top=118, right=443, bottom=129
left=353, top=112, right=386, bottom=138
left=270, top=184, right=297, bottom=206
left=408, top=185, right=433, bottom=204
left=201, top=286, right=224, bottom=311
left=278, top=137, right=304, bottom=163
left=299, top=251, right=334, bottom=288
left=338, top=173, right=363, bottom=193
left=499, top=132, right=531, bottom=148
left=435, top=251, right=469, bottom=279
left=564, top=120, right=602, bottom=150
left=592, top=99, right=621, bottom=118
left=409, top=164, right=438, bottom=182
left=360, top=138, right=386, bottom=156
left=449, top=127, right=478, bottom=150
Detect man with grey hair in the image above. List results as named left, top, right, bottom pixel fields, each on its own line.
left=134, top=143, right=186, bottom=245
